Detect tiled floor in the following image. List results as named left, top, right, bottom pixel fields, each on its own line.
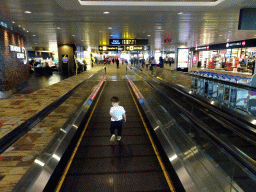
left=0, top=65, right=105, bottom=192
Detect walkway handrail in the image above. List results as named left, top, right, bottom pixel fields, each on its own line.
left=0, top=67, right=106, bottom=154
left=151, top=66, right=256, bottom=132
left=128, top=66, right=256, bottom=176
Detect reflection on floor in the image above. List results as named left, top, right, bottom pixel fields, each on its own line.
left=17, top=71, right=69, bottom=94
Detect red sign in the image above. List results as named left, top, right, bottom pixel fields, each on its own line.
left=164, top=38, right=172, bottom=43
left=242, top=41, right=246, bottom=46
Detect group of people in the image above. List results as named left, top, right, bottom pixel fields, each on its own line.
left=104, top=57, right=128, bottom=68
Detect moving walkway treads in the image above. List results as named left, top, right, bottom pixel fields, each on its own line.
left=67, top=156, right=162, bottom=174
left=60, top=81, right=170, bottom=191
left=90, top=116, right=142, bottom=122
left=80, top=135, right=151, bottom=146
left=75, top=144, right=156, bottom=158
left=89, top=121, right=145, bottom=129
left=61, top=172, right=170, bottom=192
left=85, top=127, right=147, bottom=136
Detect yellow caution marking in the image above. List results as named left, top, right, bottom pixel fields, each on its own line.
left=127, top=81, right=176, bottom=192
left=55, top=82, right=107, bottom=192
left=156, top=76, right=164, bottom=81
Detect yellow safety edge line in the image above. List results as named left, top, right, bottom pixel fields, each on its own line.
left=127, top=81, right=176, bottom=192
left=55, top=81, right=107, bottom=192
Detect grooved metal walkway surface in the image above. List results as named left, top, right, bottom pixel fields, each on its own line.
left=60, top=80, right=171, bottom=191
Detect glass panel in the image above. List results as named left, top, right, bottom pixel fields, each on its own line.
left=127, top=67, right=256, bottom=192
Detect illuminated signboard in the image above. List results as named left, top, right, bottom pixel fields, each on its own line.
left=17, top=53, right=25, bottom=59
left=10, top=45, right=21, bottom=52
left=177, top=48, right=189, bottom=68
left=99, top=46, right=118, bottom=51
left=164, top=38, right=172, bottom=43
left=62, top=55, right=68, bottom=63
left=126, top=46, right=144, bottom=51
left=144, top=45, right=150, bottom=51
left=9, top=45, right=27, bottom=64
left=109, top=39, right=148, bottom=45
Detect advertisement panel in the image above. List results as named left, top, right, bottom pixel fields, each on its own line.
left=177, top=48, right=189, bottom=68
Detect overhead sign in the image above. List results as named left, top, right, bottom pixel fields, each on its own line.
left=144, top=45, right=150, bottom=51
left=131, top=50, right=140, bottom=54
left=118, top=46, right=124, bottom=51
left=109, top=39, right=148, bottom=45
left=99, top=46, right=118, bottom=51
left=126, top=46, right=144, bottom=51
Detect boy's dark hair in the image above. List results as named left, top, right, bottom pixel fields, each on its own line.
left=111, top=96, right=119, bottom=103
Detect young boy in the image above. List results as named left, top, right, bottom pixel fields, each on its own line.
left=109, top=96, right=126, bottom=142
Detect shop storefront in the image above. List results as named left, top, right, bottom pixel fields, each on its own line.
left=190, top=39, right=256, bottom=75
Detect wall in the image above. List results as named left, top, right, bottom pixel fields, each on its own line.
left=0, top=26, right=29, bottom=93
left=58, top=44, right=75, bottom=75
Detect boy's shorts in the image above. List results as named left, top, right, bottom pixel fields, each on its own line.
left=111, top=120, right=122, bottom=129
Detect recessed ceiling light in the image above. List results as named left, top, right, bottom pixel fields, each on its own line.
left=18, top=25, right=21, bottom=27
left=24, top=11, right=32, bottom=14
left=108, top=27, right=112, bottom=29
left=57, top=27, right=61, bottom=29
left=178, top=12, right=183, bottom=15
left=33, top=35, right=36, bottom=36
left=27, top=31, right=29, bottom=32
left=103, top=12, right=110, bottom=14
left=12, top=21, right=15, bottom=23
left=72, top=35, right=75, bottom=36
left=147, top=35, right=151, bottom=36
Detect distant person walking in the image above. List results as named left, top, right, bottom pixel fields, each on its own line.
left=116, top=58, right=120, bottom=68
left=109, top=96, right=126, bottom=142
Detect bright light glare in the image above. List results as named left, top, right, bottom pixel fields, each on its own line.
left=169, top=154, right=178, bottom=161
left=52, top=154, right=61, bottom=161
left=35, top=159, right=45, bottom=166
left=251, top=120, right=256, bottom=125
left=24, top=11, right=32, bottom=14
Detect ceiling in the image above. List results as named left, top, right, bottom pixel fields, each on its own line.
left=0, top=0, right=256, bottom=51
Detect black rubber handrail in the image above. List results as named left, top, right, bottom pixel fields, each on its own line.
left=189, top=72, right=256, bottom=91
left=0, top=67, right=106, bottom=154
left=149, top=66, right=256, bottom=132
left=129, top=66, right=256, bottom=177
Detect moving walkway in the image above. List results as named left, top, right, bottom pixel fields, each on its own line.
left=1, top=66, right=256, bottom=191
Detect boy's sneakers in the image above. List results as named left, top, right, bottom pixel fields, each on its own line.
left=110, top=134, right=116, bottom=142
left=117, top=136, right=121, bottom=141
